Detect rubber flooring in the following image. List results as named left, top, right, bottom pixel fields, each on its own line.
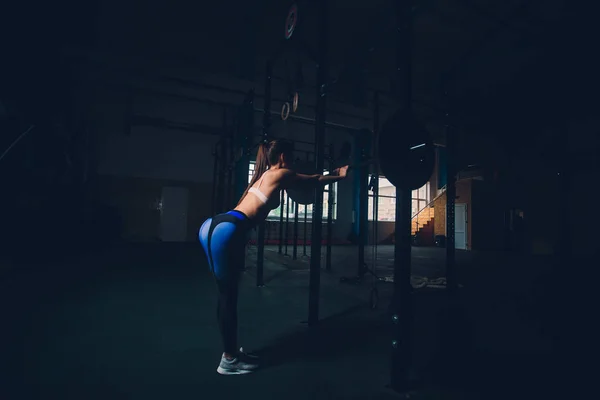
left=0, top=244, right=560, bottom=399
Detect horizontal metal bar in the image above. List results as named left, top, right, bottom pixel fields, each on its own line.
left=101, top=80, right=366, bottom=135
left=80, top=53, right=372, bottom=123
left=254, top=107, right=365, bottom=133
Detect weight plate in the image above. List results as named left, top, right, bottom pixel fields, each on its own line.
left=378, top=110, right=435, bottom=190
left=293, top=159, right=316, bottom=175
left=286, top=186, right=314, bottom=205
left=287, top=158, right=316, bottom=204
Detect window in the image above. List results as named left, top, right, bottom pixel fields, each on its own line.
left=248, top=162, right=255, bottom=182
left=368, top=175, right=429, bottom=221
left=412, top=183, right=430, bottom=218
left=368, top=176, right=396, bottom=221
left=248, top=162, right=337, bottom=221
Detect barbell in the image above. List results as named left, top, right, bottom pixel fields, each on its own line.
left=286, top=109, right=435, bottom=205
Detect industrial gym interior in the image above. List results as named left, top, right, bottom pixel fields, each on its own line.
left=1, top=0, right=594, bottom=399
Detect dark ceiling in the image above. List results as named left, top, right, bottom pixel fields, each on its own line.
left=4, top=0, right=596, bottom=140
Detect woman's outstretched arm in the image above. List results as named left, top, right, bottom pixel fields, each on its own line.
left=282, top=166, right=349, bottom=189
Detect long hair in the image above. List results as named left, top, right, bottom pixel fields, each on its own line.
left=237, top=139, right=293, bottom=205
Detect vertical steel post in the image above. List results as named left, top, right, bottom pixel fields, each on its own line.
left=326, top=144, right=335, bottom=272
left=373, top=91, right=380, bottom=263
left=217, top=136, right=228, bottom=215
left=227, top=135, right=234, bottom=208
left=308, top=0, right=329, bottom=327
left=279, top=190, right=285, bottom=254
left=444, top=88, right=457, bottom=294
left=285, top=194, right=291, bottom=256
left=390, top=0, right=414, bottom=392
left=303, top=204, right=308, bottom=257
left=293, top=202, right=299, bottom=259
left=358, top=143, right=369, bottom=277
left=256, top=61, right=273, bottom=287
left=211, top=142, right=220, bottom=215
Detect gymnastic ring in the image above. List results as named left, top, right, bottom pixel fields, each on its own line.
left=369, top=287, right=379, bottom=310
left=284, top=3, right=298, bottom=40
left=292, top=92, right=299, bottom=112
left=281, top=102, right=291, bottom=121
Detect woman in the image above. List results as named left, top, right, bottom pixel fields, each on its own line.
left=198, top=139, right=349, bottom=375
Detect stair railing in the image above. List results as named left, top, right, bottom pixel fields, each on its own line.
left=412, top=184, right=447, bottom=233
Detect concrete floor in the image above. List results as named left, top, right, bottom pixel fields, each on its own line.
left=1, top=244, right=560, bottom=399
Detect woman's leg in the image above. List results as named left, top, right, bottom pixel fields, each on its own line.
left=216, top=276, right=239, bottom=358
left=214, top=254, right=257, bottom=374
left=206, top=220, right=240, bottom=357
left=200, top=215, right=257, bottom=374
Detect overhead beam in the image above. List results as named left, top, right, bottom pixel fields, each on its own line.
left=77, top=54, right=373, bottom=123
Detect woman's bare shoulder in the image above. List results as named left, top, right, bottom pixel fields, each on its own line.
left=269, top=168, right=295, bottom=186
left=270, top=168, right=295, bottom=178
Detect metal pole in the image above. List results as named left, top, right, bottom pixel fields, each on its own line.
left=266, top=221, right=271, bottom=243
left=279, top=190, right=285, bottom=254
left=224, top=109, right=233, bottom=208
left=308, top=0, right=329, bottom=327
left=373, top=91, right=380, bottom=257
left=358, top=146, right=368, bottom=278
left=256, top=61, right=273, bottom=287
left=227, top=136, right=234, bottom=209
left=211, top=142, right=220, bottom=215
left=235, top=91, right=254, bottom=202
left=390, top=0, right=414, bottom=392
left=303, top=152, right=310, bottom=258
left=374, top=173, right=379, bottom=255
left=326, top=144, right=335, bottom=272
left=285, top=194, right=290, bottom=256
left=326, top=185, right=334, bottom=271
left=293, top=202, right=299, bottom=259
left=217, top=137, right=228, bottom=215
left=256, top=217, right=266, bottom=287
left=444, top=91, right=457, bottom=294
left=303, top=205, right=308, bottom=257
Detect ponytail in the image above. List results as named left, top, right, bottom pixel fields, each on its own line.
left=237, top=142, right=270, bottom=205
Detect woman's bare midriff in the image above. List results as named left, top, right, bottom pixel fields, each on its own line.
left=235, top=168, right=284, bottom=221
left=234, top=192, right=276, bottom=221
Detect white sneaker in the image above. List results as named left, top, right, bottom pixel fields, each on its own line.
left=216, top=350, right=259, bottom=375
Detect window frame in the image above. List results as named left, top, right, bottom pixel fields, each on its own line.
left=368, top=175, right=430, bottom=222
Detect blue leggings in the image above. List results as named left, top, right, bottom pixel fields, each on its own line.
left=198, top=210, right=250, bottom=354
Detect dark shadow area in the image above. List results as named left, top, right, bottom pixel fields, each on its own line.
left=0, top=243, right=569, bottom=400
left=253, top=310, right=389, bottom=369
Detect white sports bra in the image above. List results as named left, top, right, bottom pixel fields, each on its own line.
left=248, top=170, right=281, bottom=210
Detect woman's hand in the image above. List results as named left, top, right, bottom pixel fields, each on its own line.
left=333, top=165, right=349, bottom=178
